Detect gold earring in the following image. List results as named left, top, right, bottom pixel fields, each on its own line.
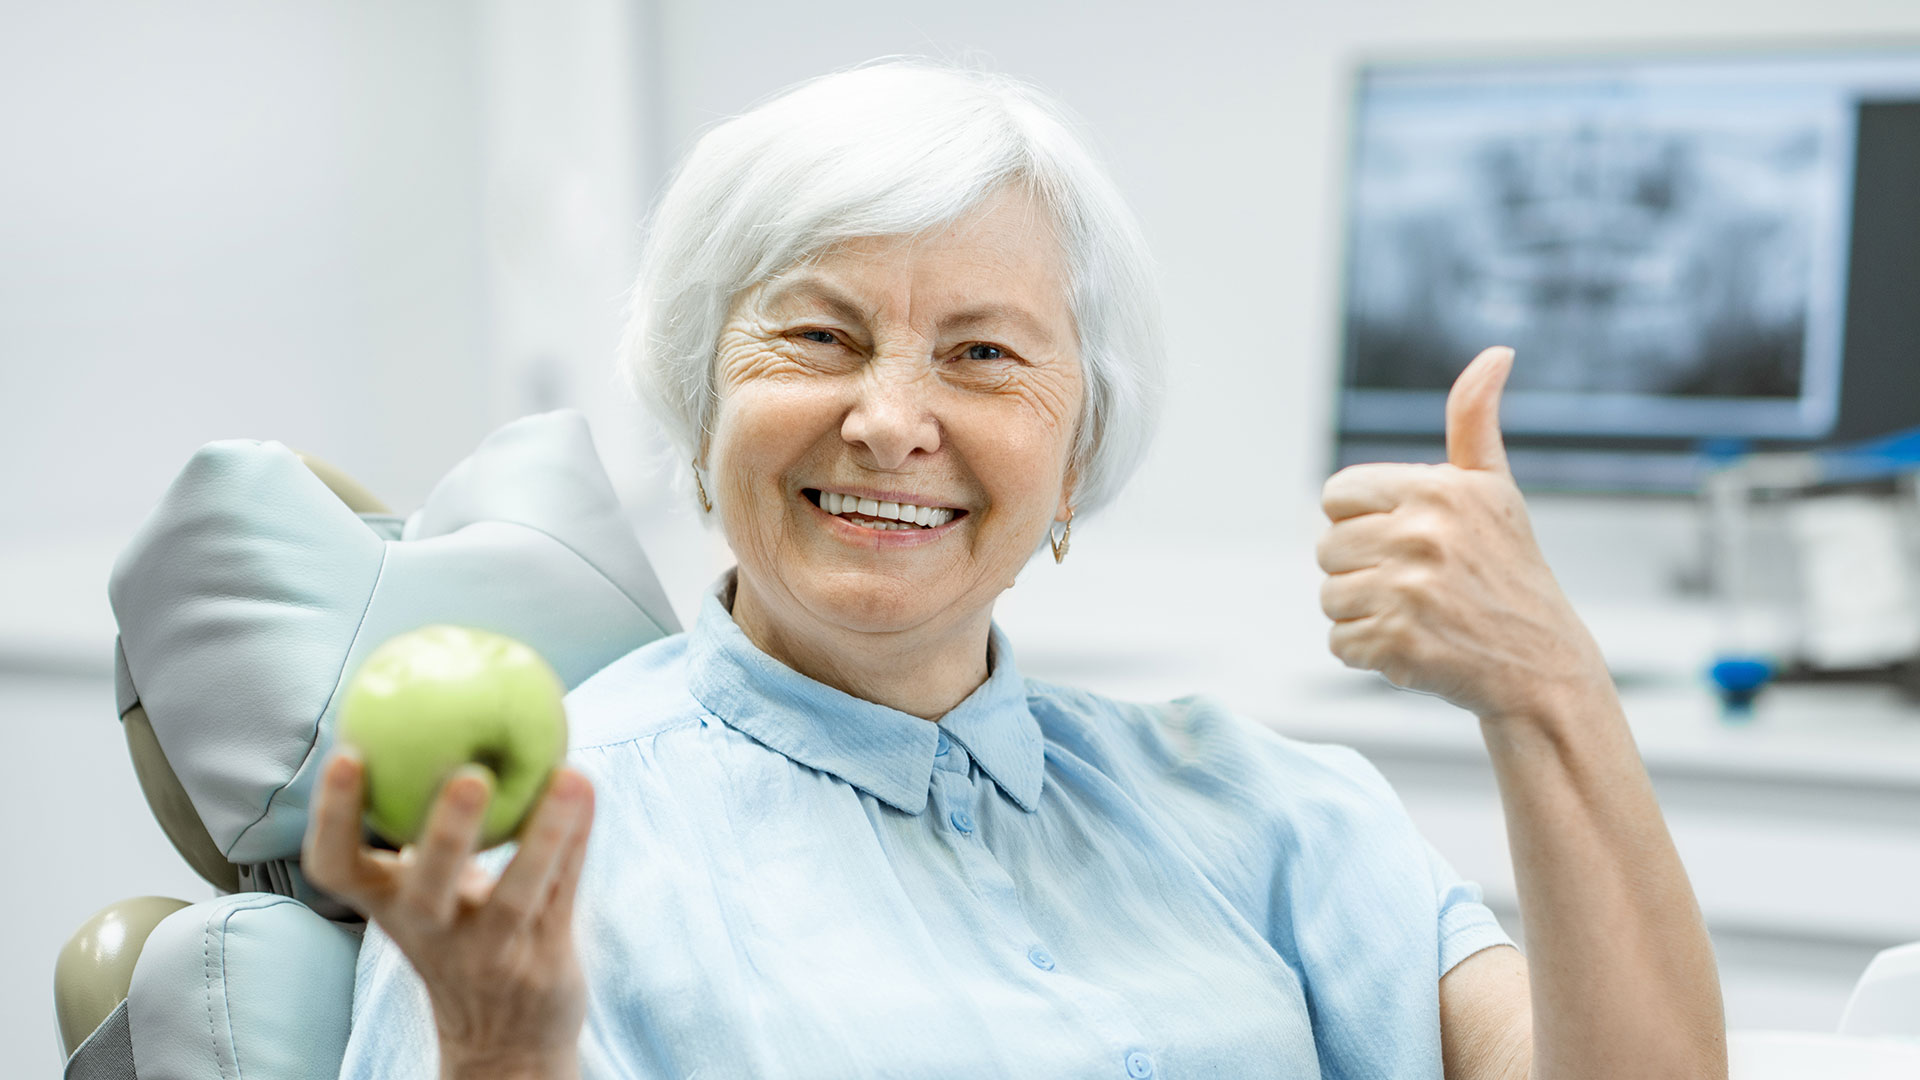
left=693, top=465, right=712, bottom=513
left=1049, top=508, right=1073, bottom=564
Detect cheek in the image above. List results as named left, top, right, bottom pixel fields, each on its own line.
left=985, top=370, right=1082, bottom=497
left=709, top=381, right=841, bottom=514
left=957, top=407, right=1077, bottom=533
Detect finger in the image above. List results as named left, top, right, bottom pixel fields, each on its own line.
left=1445, top=346, right=1514, bottom=475
left=399, top=765, right=493, bottom=925
left=302, top=748, right=391, bottom=907
left=535, top=773, right=596, bottom=941
left=486, top=769, right=591, bottom=937
left=454, top=860, right=496, bottom=908
left=1320, top=568, right=1383, bottom=622
left=1315, top=514, right=1401, bottom=574
left=1328, top=614, right=1386, bottom=671
left=1321, top=462, right=1430, bottom=522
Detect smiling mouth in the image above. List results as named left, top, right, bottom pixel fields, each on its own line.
left=803, top=489, right=966, bottom=531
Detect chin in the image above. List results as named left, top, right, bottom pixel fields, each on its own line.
left=804, top=568, right=955, bottom=635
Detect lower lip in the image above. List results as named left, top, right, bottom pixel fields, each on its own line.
left=806, top=495, right=964, bottom=548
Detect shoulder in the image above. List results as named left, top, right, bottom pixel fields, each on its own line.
left=563, top=632, right=709, bottom=751
left=1025, top=680, right=1443, bottom=967
left=1026, top=678, right=1398, bottom=814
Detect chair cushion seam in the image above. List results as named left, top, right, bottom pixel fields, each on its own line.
left=228, top=543, right=391, bottom=856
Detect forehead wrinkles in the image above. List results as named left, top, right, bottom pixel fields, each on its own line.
left=755, top=236, right=1069, bottom=348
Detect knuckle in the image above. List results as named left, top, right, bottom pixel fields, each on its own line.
left=1314, top=531, right=1337, bottom=569
left=530, top=810, right=576, bottom=851
left=1375, top=608, right=1413, bottom=646
left=397, top=889, right=450, bottom=926
left=303, top=847, right=338, bottom=888
left=1394, top=565, right=1436, bottom=604
left=1323, top=464, right=1378, bottom=500
left=1323, top=464, right=1361, bottom=490
left=494, top=893, right=538, bottom=929
left=425, top=813, right=477, bottom=852
left=301, top=835, right=348, bottom=893
left=1395, top=521, right=1446, bottom=564
left=1416, top=472, right=1461, bottom=509
left=303, top=860, right=336, bottom=896
left=1328, top=627, right=1370, bottom=670
left=1326, top=624, right=1350, bottom=656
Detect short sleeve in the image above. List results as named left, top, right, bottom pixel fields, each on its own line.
left=1425, top=838, right=1517, bottom=978
left=1069, top=691, right=1517, bottom=1079
left=1246, top=728, right=1516, bottom=1078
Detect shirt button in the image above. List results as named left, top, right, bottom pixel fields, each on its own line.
left=935, top=731, right=951, bottom=756
left=1125, top=1051, right=1155, bottom=1078
left=1027, top=946, right=1055, bottom=971
left=949, top=809, right=974, bottom=833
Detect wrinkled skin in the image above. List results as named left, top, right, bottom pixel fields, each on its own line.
left=1316, top=346, right=1612, bottom=722
left=706, top=186, right=1085, bottom=718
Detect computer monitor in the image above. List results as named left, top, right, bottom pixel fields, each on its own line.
left=1335, top=46, right=1920, bottom=492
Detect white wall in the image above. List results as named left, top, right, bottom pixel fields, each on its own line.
left=2, top=0, right=501, bottom=1066
left=0, top=1, right=499, bottom=675
left=1, top=1, right=500, bottom=542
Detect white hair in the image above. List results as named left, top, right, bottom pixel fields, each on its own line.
left=617, top=59, right=1165, bottom=519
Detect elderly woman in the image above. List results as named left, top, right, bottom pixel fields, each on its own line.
left=312, top=62, right=1724, bottom=1079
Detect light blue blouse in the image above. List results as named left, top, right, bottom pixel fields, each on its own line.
left=340, top=578, right=1513, bottom=1080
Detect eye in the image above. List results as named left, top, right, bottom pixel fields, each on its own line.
left=959, top=343, right=1007, bottom=361
left=796, top=329, right=838, bottom=345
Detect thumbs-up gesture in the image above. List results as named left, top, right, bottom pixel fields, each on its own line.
left=1317, top=347, right=1610, bottom=722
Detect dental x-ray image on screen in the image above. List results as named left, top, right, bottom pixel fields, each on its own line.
left=1339, top=55, right=1865, bottom=441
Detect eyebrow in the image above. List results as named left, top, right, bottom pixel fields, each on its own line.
left=760, top=276, right=874, bottom=327
left=943, top=304, right=1058, bottom=349
left=761, top=275, right=1059, bottom=349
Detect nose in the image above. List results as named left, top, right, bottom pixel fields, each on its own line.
left=841, top=356, right=941, bottom=469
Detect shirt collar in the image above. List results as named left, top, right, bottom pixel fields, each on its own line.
left=683, top=573, right=1043, bottom=815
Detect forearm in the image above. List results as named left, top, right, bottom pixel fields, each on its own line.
left=1479, top=684, right=1726, bottom=1080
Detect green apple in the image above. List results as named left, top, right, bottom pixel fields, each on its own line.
left=337, top=625, right=567, bottom=849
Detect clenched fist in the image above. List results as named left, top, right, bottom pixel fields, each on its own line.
left=1317, top=347, right=1612, bottom=723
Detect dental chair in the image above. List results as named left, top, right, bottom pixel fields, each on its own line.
left=1728, top=942, right=1920, bottom=1078
left=52, top=410, right=681, bottom=1078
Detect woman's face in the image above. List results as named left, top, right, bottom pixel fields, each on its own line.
left=708, top=187, right=1083, bottom=640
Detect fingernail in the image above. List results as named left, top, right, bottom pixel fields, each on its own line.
left=329, top=749, right=361, bottom=786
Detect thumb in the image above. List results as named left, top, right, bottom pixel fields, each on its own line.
left=1445, top=346, right=1514, bottom=474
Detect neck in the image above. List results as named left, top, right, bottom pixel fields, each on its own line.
left=728, top=572, right=992, bottom=721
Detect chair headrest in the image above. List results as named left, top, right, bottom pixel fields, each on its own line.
left=110, top=409, right=680, bottom=866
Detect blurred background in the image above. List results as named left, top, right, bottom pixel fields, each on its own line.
left=9, top=0, right=1920, bottom=1069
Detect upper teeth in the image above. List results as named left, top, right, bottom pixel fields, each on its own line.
left=818, top=490, right=956, bottom=527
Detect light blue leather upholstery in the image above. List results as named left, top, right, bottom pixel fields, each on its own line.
left=78, top=409, right=681, bottom=1077
left=110, top=408, right=680, bottom=868
left=126, top=894, right=362, bottom=1079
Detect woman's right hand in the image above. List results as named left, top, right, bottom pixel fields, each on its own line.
left=302, top=746, right=596, bottom=1079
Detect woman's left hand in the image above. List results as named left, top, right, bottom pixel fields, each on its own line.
left=1315, top=346, right=1612, bottom=723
